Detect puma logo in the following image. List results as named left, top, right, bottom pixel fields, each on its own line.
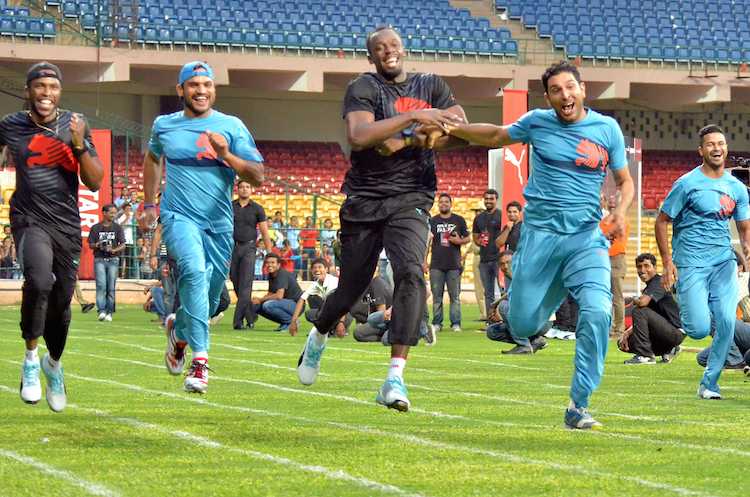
left=504, top=147, right=525, bottom=185
left=575, top=139, right=609, bottom=171
left=27, top=134, right=78, bottom=173
left=718, top=194, right=735, bottom=219
left=195, top=132, right=218, bottom=161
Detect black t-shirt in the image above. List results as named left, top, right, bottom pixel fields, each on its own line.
left=341, top=72, right=456, bottom=198
left=88, top=222, right=126, bottom=259
left=429, top=213, right=468, bottom=271
left=643, top=274, right=681, bottom=328
left=233, top=199, right=266, bottom=244
left=0, top=110, right=97, bottom=238
left=503, top=220, right=523, bottom=253
left=269, top=268, right=303, bottom=302
left=350, top=276, right=393, bottom=323
left=472, top=210, right=503, bottom=263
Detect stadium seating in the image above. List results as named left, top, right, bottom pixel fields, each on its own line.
left=43, top=0, right=518, bottom=58
left=0, top=3, right=56, bottom=41
left=497, top=0, right=750, bottom=64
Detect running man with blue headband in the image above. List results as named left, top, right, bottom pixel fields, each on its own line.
left=656, top=124, right=750, bottom=400
left=142, top=61, right=264, bottom=393
left=424, top=61, right=635, bottom=429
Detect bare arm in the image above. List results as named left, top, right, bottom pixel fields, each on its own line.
left=143, top=151, right=162, bottom=226
left=655, top=211, right=676, bottom=290
left=205, top=132, right=263, bottom=186
left=600, top=167, right=635, bottom=241
left=495, top=223, right=513, bottom=250
left=634, top=294, right=653, bottom=307
left=258, top=221, right=273, bottom=252
left=737, top=219, right=750, bottom=268
left=446, top=122, right=519, bottom=148
left=69, top=114, right=103, bottom=191
left=346, top=108, right=463, bottom=151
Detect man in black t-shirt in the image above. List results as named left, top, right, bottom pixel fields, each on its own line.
left=250, top=253, right=303, bottom=331
left=472, top=189, right=503, bottom=320
left=296, top=26, right=466, bottom=412
left=495, top=200, right=523, bottom=253
left=88, top=203, right=126, bottom=322
left=426, top=192, right=470, bottom=332
left=1, top=62, right=103, bottom=412
left=619, top=253, right=684, bottom=364
left=231, top=179, right=273, bottom=330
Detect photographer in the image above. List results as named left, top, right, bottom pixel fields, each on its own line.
left=88, top=204, right=126, bottom=322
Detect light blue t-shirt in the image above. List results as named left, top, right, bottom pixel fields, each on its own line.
left=661, top=166, right=750, bottom=268
left=508, top=108, right=627, bottom=234
left=149, top=110, right=263, bottom=233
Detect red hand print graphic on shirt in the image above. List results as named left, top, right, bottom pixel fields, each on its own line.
left=393, top=97, right=431, bottom=114
left=195, top=132, right=218, bottom=161
left=27, top=134, right=78, bottom=173
left=575, top=139, right=609, bottom=171
left=718, top=194, right=735, bottom=219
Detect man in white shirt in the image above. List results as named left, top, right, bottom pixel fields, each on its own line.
left=289, top=258, right=349, bottom=336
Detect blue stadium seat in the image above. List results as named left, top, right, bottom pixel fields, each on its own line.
left=172, top=27, right=186, bottom=45
left=144, top=27, right=158, bottom=45
left=62, top=2, right=78, bottom=18
left=464, top=39, right=478, bottom=54
left=636, top=45, right=649, bottom=59
left=662, top=46, right=677, bottom=61
left=215, top=28, right=229, bottom=46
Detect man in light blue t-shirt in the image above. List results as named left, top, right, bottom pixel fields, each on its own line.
left=656, top=124, right=750, bottom=400
left=142, top=61, right=264, bottom=394
left=429, top=61, right=635, bottom=429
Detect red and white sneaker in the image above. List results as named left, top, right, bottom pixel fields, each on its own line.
left=164, top=314, right=187, bottom=376
left=184, top=359, right=210, bottom=394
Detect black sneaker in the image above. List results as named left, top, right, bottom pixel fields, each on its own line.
left=531, top=336, right=548, bottom=352
left=501, top=345, right=533, bottom=355
left=724, top=362, right=747, bottom=370
left=81, top=303, right=95, bottom=314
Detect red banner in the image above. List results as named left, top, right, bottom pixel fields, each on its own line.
left=501, top=89, right=529, bottom=225
left=78, top=129, right=112, bottom=279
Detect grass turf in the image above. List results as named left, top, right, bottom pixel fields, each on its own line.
left=0, top=304, right=747, bottom=497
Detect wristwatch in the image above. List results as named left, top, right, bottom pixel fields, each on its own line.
left=401, top=127, right=415, bottom=147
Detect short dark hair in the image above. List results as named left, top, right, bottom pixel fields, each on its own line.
left=237, top=179, right=252, bottom=188
left=499, top=250, right=513, bottom=259
left=699, top=124, right=725, bottom=145
left=484, top=189, right=498, bottom=199
left=635, top=253, right=657, bottom=266
left=264, top=253, right=281, bottom=263
left=506, top=200, right=522, bottom=212
left=366, top=26, right=399, bottom=55
left=310, top=257, right=328, bottom=268
left=438, top=192, right=452, bottom=202
left=541, top=61, right=582, bottom=93
left=102, top=203, right=116, bottom=213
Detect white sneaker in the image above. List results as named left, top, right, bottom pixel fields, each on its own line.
left=184, top=359, right=209, bottom=394
left=104, top=313, right=113, bottom=322
left=375, top=377, right=410, bottom=412
left=697, top=385, right=721, bottom=400
left=451, top=324, right=462, bottom=332
left=40, top=354, right=66, bottom=413
left=431, top=324, right=441, bottom=335
left=297, top=328, right=327, bottom=386
left=209, top=311, right=224, bottom=326
left=20, top=357, right=41, bottom=404
left=97, top=312, right=106, bottom=321
left=164, top=314, right=187, bottom=375
left=423, top=324, right=437, bottom=346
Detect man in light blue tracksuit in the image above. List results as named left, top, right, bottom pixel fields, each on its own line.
left=656, top=124, right=750, bottom=400
left=438, top=61, right=634, bottom=429
left=142, top=61, right=264, bottom=394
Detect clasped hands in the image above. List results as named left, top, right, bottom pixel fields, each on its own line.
left=375, top=109, right=464, bottom=156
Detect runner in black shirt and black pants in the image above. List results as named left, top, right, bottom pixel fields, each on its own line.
left=231, top=179, right=272, bottom=330
left=1, top=62, right=103, bottom=412
left=296, top=27, right=466, bottom=411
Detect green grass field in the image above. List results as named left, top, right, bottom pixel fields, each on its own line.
left=0, top=304, right=747, bottom=497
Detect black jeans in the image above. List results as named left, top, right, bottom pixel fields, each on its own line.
left=314, top=194, right=431, bottom=346
left=14, top=225, right=80, bottom=361
left=628, top=306, right=684, bottom=357
left=230, top=241, right=256, bottom=328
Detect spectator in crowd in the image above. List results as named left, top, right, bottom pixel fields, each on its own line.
left=299, top=216, right=319, bottom=258
left=600, top=195, right=628, bottom=338
left=2, top=224, right=11, bottom=236
left=136, top=238, right=153, bottom=279
left=249, top=253, right=304, bottom=331
left=143, top=283, right=168, bottom=324
left=230, top=179, right=272, bottom=330
left=464, top=240, right=486, bottom=321
left=114, top=187, right=134, bottom=209
left=0, top=235, right=16, bottom=279
left=88, top=204, right=126, bottom=322
left=697, top=319, right=750, bottom=369
left=486, top=250, right=549, bottom=354
left=273, top=239, right=296, bottom=274
left=495, top=200, right=523, bottom=253
left=331, top=229, right=343, bottom=271
left=289, top=258, right=348, bottom=337
left=286, top=215, right=301, bottom=252
left=618, top=253, right=683, bottom=364
left=472, top=189, right=503, bottom=320
left=320, top=218, right=336, bottom=248
left=426, top=192, right=470, bottom=333
left=271, top=210, right=285, bottom=229
left=116, top=202, right=135, bottom=278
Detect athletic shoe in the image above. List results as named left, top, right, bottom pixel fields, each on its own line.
left=275, top=323, right=290, bottom=332
left=164, top=314, right=186, bottom=376
left=297, top=329, right=327, bottom=386
left=531, top=336, right=548, bottom=352
left=623, top=355, right=657, bottom=365
left=661, top=346, right=681, bottom=363
left=423, top=323, right=437, bottom=346
left=375, top=376, right=410, bottom=412
left=81, top=303, right=95, bottom=314
left=209, top=311, right=224, bottom=326
left=97, top=312, right=106, bottom=321
left=564, top=407, right=602, bottom=430
left=724, top=362, right=747, bottom=370
left=744, top=365, right=750, bottom=377
left=184, top=359, right=209, bottom=394
left=501, top=345, right=533, bottom=355
left=430, top=324, right=441, bottom=335
left=40, top=354, right=66, bottom=413
left=451, top=324, right=462, bottom=332
left=19, top=357, right=41, bottom=404
left=697, top=385, right=721, bottom=400
left=104, top=313, right=113, bottom=322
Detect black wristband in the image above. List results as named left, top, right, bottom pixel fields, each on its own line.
left=72, top=145, right=86, bottom=158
